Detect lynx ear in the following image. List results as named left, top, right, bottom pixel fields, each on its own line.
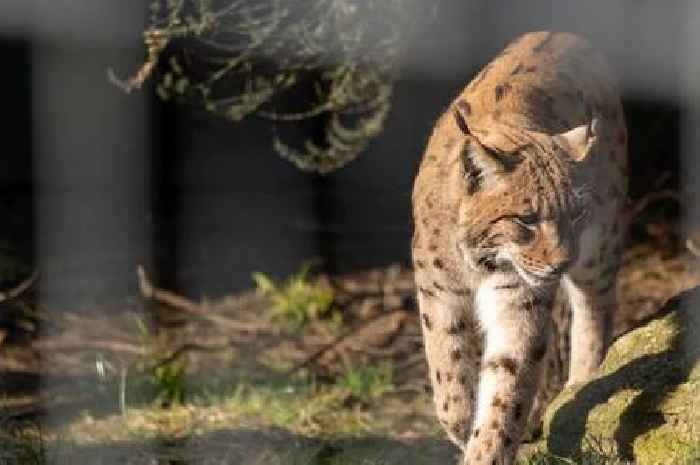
left=460, top=139, right=524, bottom=194
left=557, top=118, right=599, bottom=162
left=451, top=105, right=523, bottom=190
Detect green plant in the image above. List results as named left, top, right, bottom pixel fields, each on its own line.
left=135, top=317, right=188, bottom=407
left=150, top=358, right=187, bottom=407
left=682, top=443, right=700, bottom=465
left=336, top=361, right=394, bottom=400
left=253, top=263, right=339, bottom=330
left=0, top=413, right=47, bottom=465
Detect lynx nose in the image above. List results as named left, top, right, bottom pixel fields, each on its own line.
left=549, top=236, right=578, bottom=274
left=541, top=220, right=578, bottom=274
left=551, top=249, right=575, bottom=273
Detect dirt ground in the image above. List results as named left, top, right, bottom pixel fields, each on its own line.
left=0, top=215, right=698, bottom=462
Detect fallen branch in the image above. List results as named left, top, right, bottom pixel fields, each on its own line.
left=136, top=265, right=266, bottom=332
left=0, top=269, right=39, bottom=304
left=285, top=308, right=408, bottom=376
left=624, top=189, right=681, bottom=226
left=151, top=342, right=233, bottom=370
left=33, top=339, right=145, bottom=355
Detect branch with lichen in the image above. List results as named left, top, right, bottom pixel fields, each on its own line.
left=108, top=28, right=171, bottom=93
left=111, top=0, right=417, bottom=173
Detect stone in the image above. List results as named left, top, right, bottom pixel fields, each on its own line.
left=540, top=287, right=700, bottom=464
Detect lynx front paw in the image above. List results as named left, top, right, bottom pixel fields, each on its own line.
left=462, top=427, right=517, bottom=465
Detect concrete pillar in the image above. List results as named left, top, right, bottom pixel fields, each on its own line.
left=30, top=0, right=151, bottom=444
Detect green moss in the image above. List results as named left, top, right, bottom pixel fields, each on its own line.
left=633, top=429, right=695, bottom=465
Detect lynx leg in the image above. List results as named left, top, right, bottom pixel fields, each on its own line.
left=562, top=277, right=615, bottom=385
left=564, top=222, right=622, bottom=385
left=523, top=288, right=571, bottom=441
left=417, top=289, right=479, bottom=450
left=462, top=275, right=552, bottom=465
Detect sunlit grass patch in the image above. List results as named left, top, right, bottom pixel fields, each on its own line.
left=336, top=362, right=394, bottom=401
left=253, top=263, right=342, bottom=331
left=516, top=436, right=700, bottom=465
left=58, top=364, right=431, bottom=446
left=519, top=449, right=625, bottom=465
left=682, top=443, right=700, bottom=465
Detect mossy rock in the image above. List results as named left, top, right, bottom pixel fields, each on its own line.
left=540, top=287, right=700, bottom=464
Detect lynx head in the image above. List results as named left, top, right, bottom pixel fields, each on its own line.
left=451, top=107, right=597, bottom=287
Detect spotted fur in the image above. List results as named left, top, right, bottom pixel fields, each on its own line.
left=412, top=31, right=627, bottom=465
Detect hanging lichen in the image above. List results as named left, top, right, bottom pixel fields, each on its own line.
left=110, top=0, right=418, bottom=173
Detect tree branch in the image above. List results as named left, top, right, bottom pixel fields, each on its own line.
left=284, top=308, right=407, bottom=376
left=107, top=28, right=170, bottom=93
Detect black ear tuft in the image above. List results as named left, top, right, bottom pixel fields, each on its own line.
left=461, top=148, right=483, bottom=195
left=452, top=106, right=470, bottom=135
left=460, top=142, right=523, bottom=195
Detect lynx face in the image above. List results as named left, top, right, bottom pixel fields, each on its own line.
left=453, top=110, right=596, bottom=287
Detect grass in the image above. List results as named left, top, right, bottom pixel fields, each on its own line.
left=336, top=362, right=394, bottom=401
left=41, top=359, right=414, bottom=445
left=4, top=389, right=699, bottom=465
left=133, top=316, right=188, bottom=407
left=519, top=449, right=626, bottom=465
left=103, top=264, right=350, bottom=412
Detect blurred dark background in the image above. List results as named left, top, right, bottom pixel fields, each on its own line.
left=0, top=0, right=695, bottom=305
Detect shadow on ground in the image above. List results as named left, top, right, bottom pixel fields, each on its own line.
left=21, top=427, right=457, bottom=465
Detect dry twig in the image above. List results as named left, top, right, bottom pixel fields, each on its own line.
left=0, top=269, right=39, bottom=304
left=136, top=265, right=266, bottom=332
left=151, top=342, right=233, bottom=369
left=624, top=189, right=682, bottom=226
left=285, top=308, right=408, bottom=376
left=33, top=339, right=145, bottom=355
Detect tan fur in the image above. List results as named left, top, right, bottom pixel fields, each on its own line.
left=412, top=32, right=627, bottom=464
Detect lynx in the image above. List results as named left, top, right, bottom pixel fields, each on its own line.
left=412, top=31, right=627, bottom=464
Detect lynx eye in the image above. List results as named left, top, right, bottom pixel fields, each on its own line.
left=513, top=212, right=539, bottom=229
